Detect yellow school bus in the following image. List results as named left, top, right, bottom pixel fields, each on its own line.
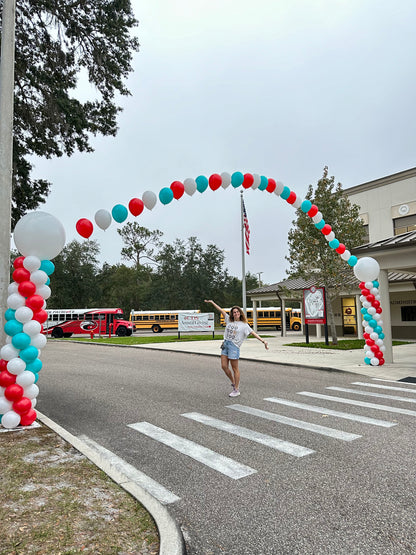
left=220, top=307, right=302, bottom=331
left=129, top=309, right=200, bottom=333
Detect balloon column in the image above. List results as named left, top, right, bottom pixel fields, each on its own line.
left=0, top=212, right=65, bottom=429
left=74, top=171, right=385, bottom=366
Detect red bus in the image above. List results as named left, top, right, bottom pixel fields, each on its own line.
left=44, top=308, right=134, bottom=338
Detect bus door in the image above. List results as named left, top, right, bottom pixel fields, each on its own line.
left=285, top=311, right=290, bottom=329
left=106, top=313, right=115, bottom=334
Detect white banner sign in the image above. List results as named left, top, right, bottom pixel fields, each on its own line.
left=178, top=312, right=215, bottom=332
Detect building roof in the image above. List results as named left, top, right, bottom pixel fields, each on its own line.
left=352, top=230, right=416, bottom=254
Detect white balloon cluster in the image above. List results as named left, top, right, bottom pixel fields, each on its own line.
left=1, top=212, right=66, bottom=429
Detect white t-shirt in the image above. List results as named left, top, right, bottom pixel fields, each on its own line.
left=224, top=314, right=253, bottom=348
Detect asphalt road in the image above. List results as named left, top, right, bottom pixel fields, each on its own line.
left=39, top=342, right=416, bottom=554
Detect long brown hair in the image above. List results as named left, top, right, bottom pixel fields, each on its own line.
left=229, top=306, right=247, bottom=323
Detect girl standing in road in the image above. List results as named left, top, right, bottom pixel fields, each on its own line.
left=204, top=299, right=269, bottom=397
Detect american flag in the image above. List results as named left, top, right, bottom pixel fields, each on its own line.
left=242, top=199, right=250, bottom=255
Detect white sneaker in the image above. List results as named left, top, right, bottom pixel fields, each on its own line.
left=229, top=389, right=240, bottom=397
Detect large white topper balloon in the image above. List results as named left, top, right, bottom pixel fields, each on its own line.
left=14, top=211, right=65, bottom=260
left=353, top=257, right=380, bottom=282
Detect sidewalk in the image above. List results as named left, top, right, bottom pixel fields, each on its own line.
left=134, top=332, right=416, bottom=381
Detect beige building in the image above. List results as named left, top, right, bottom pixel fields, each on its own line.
left=248, top=167, right=416, bottom=362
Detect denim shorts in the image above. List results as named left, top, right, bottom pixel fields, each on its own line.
left=221, top=339, right=240, bottom=360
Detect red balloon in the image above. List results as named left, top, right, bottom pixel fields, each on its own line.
left=208, top=174, right=222, bottom=191
left=366, top=339, right=375, bottom=346
left=335, top=243, right=346, bottom=254
left=0, top=358, right=8, bottom=371
left=373, top=300, right=380, bottom=309
left=376, top=307, right=383, bottom=314
left=76, top=218, right=94, bottom=239
left=128, top=198, right=144, bottom=217
left=375, top=351, right=384, bottom=359
left=266, top=178, right=276, bottom=193
left=0, top=369, right=16, bottom=387
left=13, top=256, right=25, bottom=269
left=26, top=294, right=44, bottom=312
left=13, top=397, right=32, bottom=415
left=363, top=333, right=370, bottom=340
left=366, top=294, right=375, bottom=303
left=307, top=204, right=319, bottom=217
left=170, top=181, right=185, bottom=199
left=12, top=267, right=31, bottom=283
left=370, top=345, right=380, bottom=353
left=361, top=288, right=370, bottom=297
left=321, top=224, right=332, bottom=235
left=379, top=358, right=385, bottom=366
left=32, top=309, right=48, bottom=324
left=242, top=174, right=254, bottom=189
left=20, top=409, right=37, bottom=426
left=5, top=383, right=24, bottom=402
left=286, top=191, right=297, bottom=204
left=18, top=280, right=37, bottom=298
left=358, top=282, right=366, bottom=289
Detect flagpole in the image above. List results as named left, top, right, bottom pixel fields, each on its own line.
left=240, top=191, right=247, bottom=314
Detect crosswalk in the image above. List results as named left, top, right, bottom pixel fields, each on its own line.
left=100, top=378, right=416, bottom=504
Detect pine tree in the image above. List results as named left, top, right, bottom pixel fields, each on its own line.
left=286, top=167, right=365, bottom=343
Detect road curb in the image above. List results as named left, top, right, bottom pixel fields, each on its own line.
left=36, top=411, right=186, bottom=555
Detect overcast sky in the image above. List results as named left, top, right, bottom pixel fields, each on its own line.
left=27, top=0, right=416, bottom=287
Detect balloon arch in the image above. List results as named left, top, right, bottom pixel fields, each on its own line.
left=0, top=171, right=385, bottom=429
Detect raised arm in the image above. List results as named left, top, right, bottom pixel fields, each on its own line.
left=250, top=330, right=269, bottom=350
left=204, top=299, right=228, bottom=320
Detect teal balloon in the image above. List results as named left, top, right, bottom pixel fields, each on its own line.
left=159, top=188, right=174, bottom=205
left=231, top=172, right=244, bottom=188
left=46, top=277, right=51, bottom=285
left=315, top=219, right=325, bottom=230
left=4, top=319, right=23, bottom=336
left=280, top=186, right=290, bottom=200
left=369, top=319, right=377, bottom=328
left=329, top=239, right=340, bottom=249
left=373, top=280, right=379, bottom=288
left=112, top=204, right=128, bottom=223
left=12, top=332, right=31, bottom=350
left=347, top=255, right=358, bottom=267
left=196, top=175, right=209, bottom=193
left=301, top=200, right=312, bottom=213
left=258, top=176, right=268, bottom=191
left=5, top=308, right=16, bottom=321
left=364, top=357, right=371, bottom=365
left=40, top=260, right=55, bottom=275
left=374, top=326, right=383, bottom=334
left=363, top=314, right=372, bottom=321
left=19, top=346, right=39, bottom=363
left=360, top=307, right=367, bottom=315
left=33, top=372, right=39, bottom=383
left=26, top=358, right=42, bottom=373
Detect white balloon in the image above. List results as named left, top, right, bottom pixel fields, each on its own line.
left=23, top=320, right=42, bottom=336
left=8, top=282, right=18, bottom=295
left=312, top=211, right=323, bottom=223
left=370, top=287, right=378, bottom=295
left=0, top=396, right=13, bottom=414
left=353, top=256, right=380, bottom=282
left=363, top=301, right=371, bottom=308
left=142, top=191, right=157, bottom=210
left=31, top=398, right=37, bottom=408
left=359, top=295, right=366, bottom=303
left=367, top=307, right=376, bottom=315
left=7, top=357, right=26, bottom=375
left=16, top=370, right=36, bottom=387
left=36, top=284, right=51, bottom=299
left=364, top=281, right=373, bottom=290
left=380, top=345, right=386, bottom=352
left=183, top=177, right=197, bottom=195
left=220, top=172, right=231, bottom=188
left=7, top=293, right=25, bottom=309
left=1, top=344, right=20, bottom=361
left=94, top=209, right=112, bottom=231
left=374, top=314, right=381, bottom=321
left=15, top=306, right=34, bottom=324
left=376, top=339, right=384, bottom=347
left=293, top=196, right=302, bottom=209
left=370, top=357, right=380, bottom=366
left=252, top=174, right=261, bottom=190
left=274, top=181, right=285, bottom=195
left=23, top=255, right=41, bottom=272
left=1, top=410, right=21, bottom=429
left=30, top=269, right=48, bottom=286
left=325, top=231, right=335, bottom=242
left=365, top=326, right=373, bottom=334
left=6, top=336, right=12, bottom=344
left=13, top=211, right=66, bottom=260
left=370, top=332, right=379, bottom=341
left=365, top=350, right=373, bottom=358
left=340, top=249, right=351, bottom=261
left=24, top=384, right=39, bottom=400
left=30, top=333, right=47, bottom=349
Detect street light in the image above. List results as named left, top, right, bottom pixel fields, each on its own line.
left=257, top=272, right=263, bottom=287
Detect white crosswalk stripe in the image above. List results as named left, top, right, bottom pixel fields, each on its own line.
left=182, top=412, right=314, bottom=457
left=264, top=397, right=396, bottom=427
left=351, top=381, right=416, bottom=394
left=227, top=404, right=361, bottom=441
left=327, top=386, right=416, bottom=404
left=128, top=421, right=257, bottom=479
left=298, top=391, right=416, bottom=417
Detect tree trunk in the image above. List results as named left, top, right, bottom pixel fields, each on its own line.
left=325, top=288, right=338, bottom=345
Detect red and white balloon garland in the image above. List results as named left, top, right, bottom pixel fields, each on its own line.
left=75, top=171, right=385, bottom=366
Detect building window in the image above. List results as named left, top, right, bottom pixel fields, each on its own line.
left=361, top=224, right=369, bottom=244
left=401, top=306, right=416, bottom=322
left=394, top=214, right=416, bottom=236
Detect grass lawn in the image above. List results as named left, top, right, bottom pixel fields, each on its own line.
left=283, top=339, right=410, bottom=350
left=63, top=334, right=225, bottom=345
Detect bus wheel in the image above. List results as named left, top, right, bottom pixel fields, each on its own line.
left=151, top=324, right=162, bottom=333
left=292, top=322, right=301, bottom=331
left=51, top=327, right=64, bottom=338
left=116, top=326, right=127, bottom=336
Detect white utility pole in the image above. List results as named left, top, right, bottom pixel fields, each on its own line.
left=0, top=0, right=16, bottom=345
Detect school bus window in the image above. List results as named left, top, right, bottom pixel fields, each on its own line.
left=143, top=316, right=148, bottom=320
left=263, top=312, right=269, bottom=318
left=154, top=315, right=159, bottom=320
left=269, top=311, right=275, bottom=317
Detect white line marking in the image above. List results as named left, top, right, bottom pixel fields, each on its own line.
left=372, top=378, right=415, bottom=385
left=182, top=412, right=314, bottom=457
left=298, top=392, right=416, bottom=417
left=327, top=387, right=416, bottom=404
left=128, top=422, right=257, bottom=480
left=227, top=404, right=361, bottom=441
left=79, top=435, right=180, bottom=504
left=352, top=381, right=416, bottom=393
left=264, top=397, right=396, bottom=428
